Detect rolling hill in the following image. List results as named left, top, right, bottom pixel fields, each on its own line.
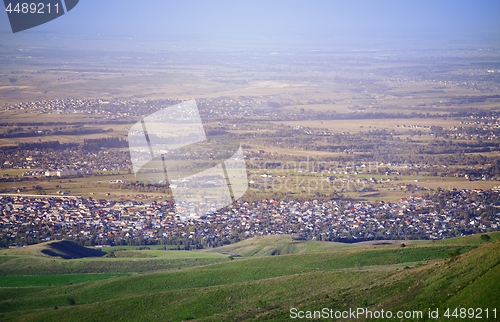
left=0, top=233, right=498, bottom=321
left=202, top=235, right=361, bottom=257
left=3, top=240, right=105, bottom=259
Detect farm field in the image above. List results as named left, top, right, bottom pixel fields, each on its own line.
left=272, top=118, right=472, bottom=133
left=2, top=46, right=500, bottom=202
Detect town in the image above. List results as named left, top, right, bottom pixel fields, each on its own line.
left=2, top=47, right=500, bottom=251
left=2, top=186, right=499, bottom=249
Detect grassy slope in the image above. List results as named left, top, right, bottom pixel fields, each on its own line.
left=202, top=235, right=360, bottom=257
left=3, top=241, right=106, bottom=258
left=0, top=233, right=498, bottom=321
left=0, top=241, right=231, bottom=276
left=0, top=274, right=127, bottom=287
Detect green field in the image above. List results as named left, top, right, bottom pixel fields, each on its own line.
left=97, top=245, right=178, bottom=252
left=1, top=233, right=499, bottom=321
left=0, top=274, right=127, bottom=287
left=203, top=235, right=360, bottom=257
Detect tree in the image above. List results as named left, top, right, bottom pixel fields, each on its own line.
left=480, top=234, right=491, bottom=242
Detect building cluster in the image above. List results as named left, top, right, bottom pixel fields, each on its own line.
left=1, top=149, right=131, bottom=173
left=299, top=114, right=500, bottom=144
left=1, top=188, right=499, bottom=248
left=2, top=97, right=260, bottom=119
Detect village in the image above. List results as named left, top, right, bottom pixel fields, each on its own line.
left=1, top=186, right=499, bottom=249
left=1, top=76, right=500, bottom=251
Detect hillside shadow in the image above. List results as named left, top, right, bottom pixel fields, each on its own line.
left=41, top=241, right=106, bottom=259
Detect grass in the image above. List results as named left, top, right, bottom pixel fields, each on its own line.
left=97, top=245, right=177, bottom=252
left=0, top=274, right=127, bottom=287
left=0, top=169, right=32, bottom=177
left=0, top=238, right=497, bottom=321
left=434, top=231, right=500, bottom=245
left=203, top=235, right=360, bottom=257
left=0, top=244, right=231, bottom=276
left=0, top=256, right=230, bottom=276
left=40, top=241, right=106, bottom=259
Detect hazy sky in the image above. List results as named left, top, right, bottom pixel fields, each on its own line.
left=1, top=0, right=499, bottom=48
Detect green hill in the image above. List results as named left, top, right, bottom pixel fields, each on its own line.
left=0, top=234, right=499, bottom=321
left=203, top=235, right=360, bottom=257
left=3, top=240, right=105, bottom=259
left=40, top=241, right=107, bottom=259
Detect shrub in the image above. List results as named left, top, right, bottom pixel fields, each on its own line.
left=480, top=234, right=491, bottom=242
left=448, top=248, right=461, bottom=258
